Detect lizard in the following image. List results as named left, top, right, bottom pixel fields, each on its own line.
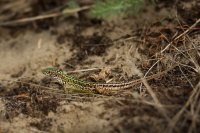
left=42, top=65, right=176, bottom=94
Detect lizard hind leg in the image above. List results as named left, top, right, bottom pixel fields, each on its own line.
left=95, top=87, right=113, bottom=95
left=64, top=85, right=70, bottom=94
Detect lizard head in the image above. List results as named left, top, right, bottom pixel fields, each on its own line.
left=42, top=68, right=66, bottom=85
left=42, top=68, right=63, bottom=78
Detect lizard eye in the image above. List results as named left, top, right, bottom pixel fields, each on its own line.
left=47, top=71, right=52, bottom=76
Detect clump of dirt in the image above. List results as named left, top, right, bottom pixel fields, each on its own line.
left=57, top=31, right=112, bottom=63
left=4, top=80, right=60, bottom=120
left=30, top=118, right=53, bottom=132
left=177, top=0, right=200, bottom=25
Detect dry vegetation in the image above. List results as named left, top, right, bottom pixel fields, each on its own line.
left=0, top=0, right=200, bottom=133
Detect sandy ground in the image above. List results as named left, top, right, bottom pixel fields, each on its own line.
left=0, top=1, right=200, bottom=133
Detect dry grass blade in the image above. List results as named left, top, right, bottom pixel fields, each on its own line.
left=161, top=18, right=200, bottom=54
left=140, top=65, right=178, bottom=121
left=0, top=5, right=93, bottom=26
left=165, top=81, right=200, bottom=133
left=0, top=78, right=63, bottom=92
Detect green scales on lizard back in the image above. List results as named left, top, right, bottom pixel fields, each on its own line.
left=42, top=66, right=176, bottom=94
